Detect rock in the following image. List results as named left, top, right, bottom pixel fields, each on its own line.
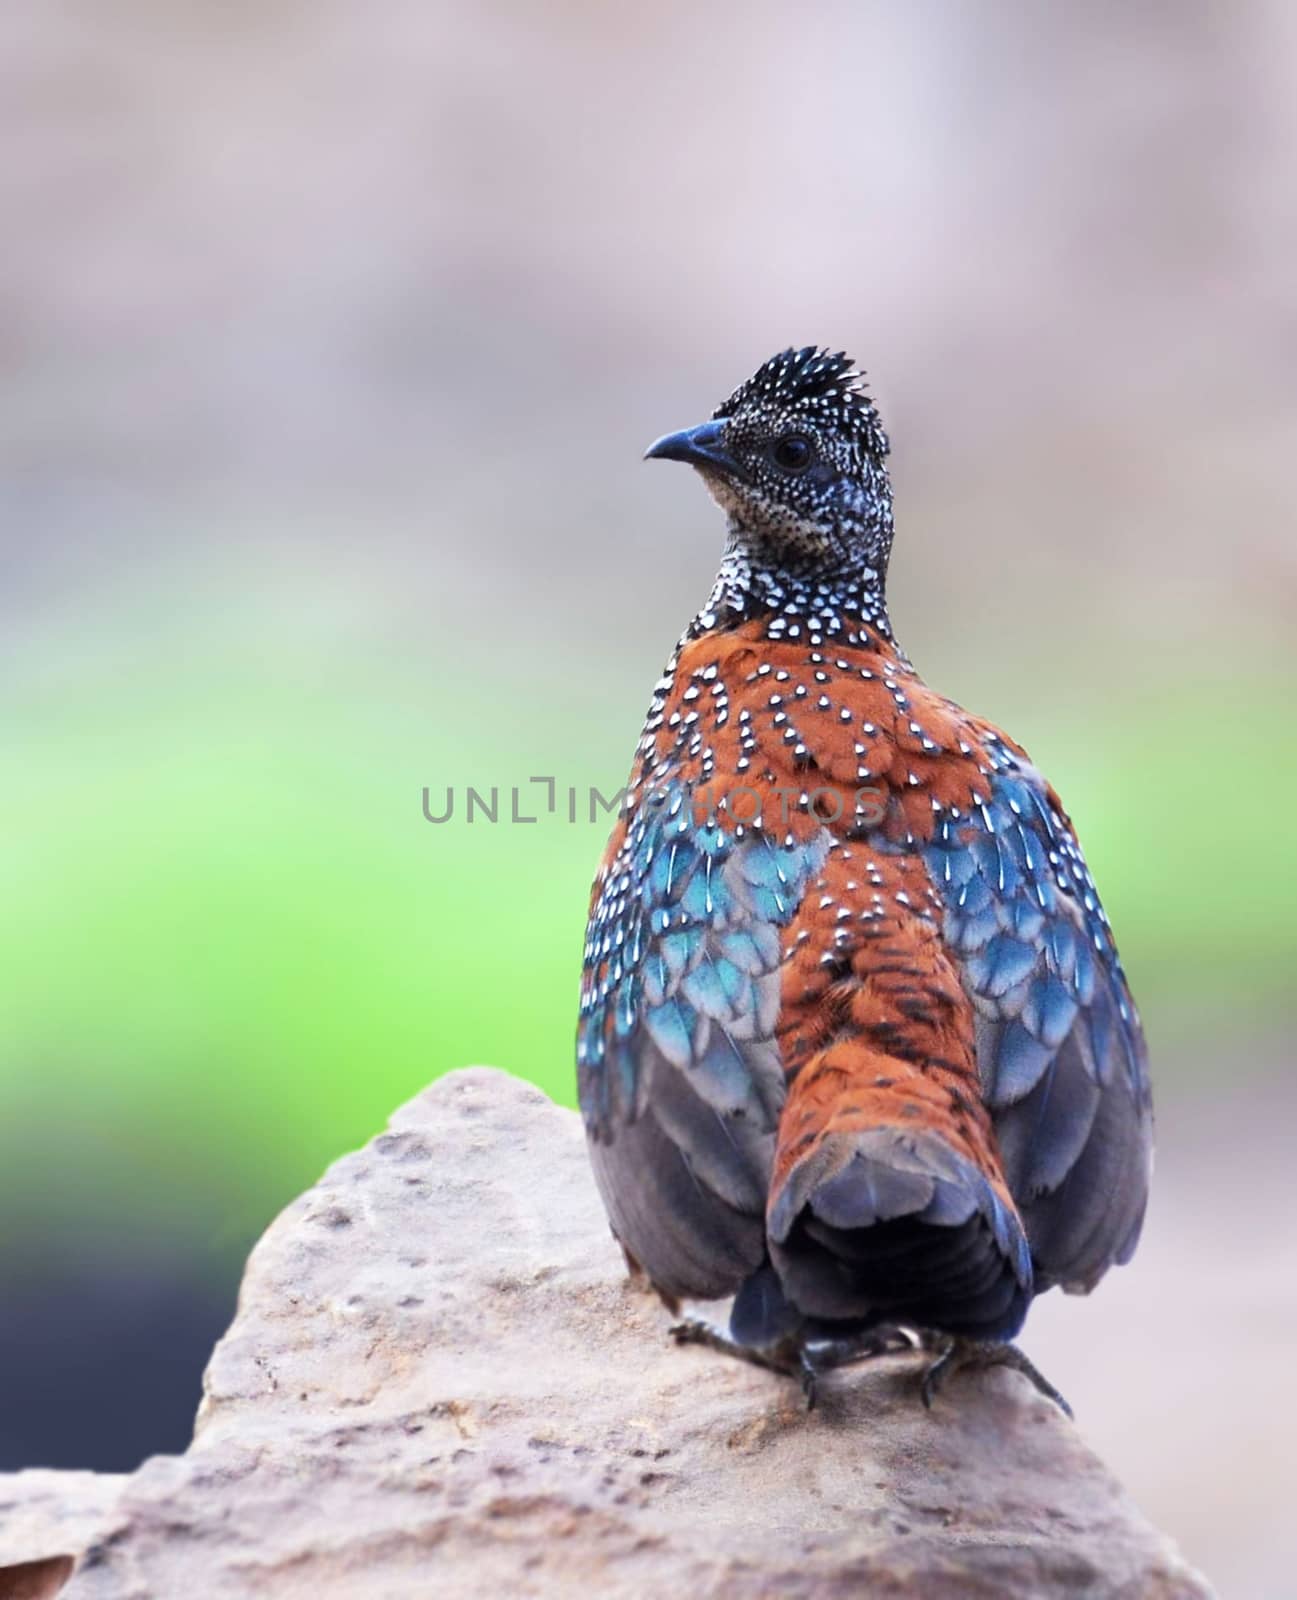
left=0, top=1069, right=1211, bottom=1599
left=0, top=1473, right=125, bottom=1599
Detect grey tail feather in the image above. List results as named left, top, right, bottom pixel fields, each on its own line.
left=767, top=1127, right=1033, bottom=1342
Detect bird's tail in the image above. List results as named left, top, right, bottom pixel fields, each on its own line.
left=763, top=1046, right=1033, bottom=1342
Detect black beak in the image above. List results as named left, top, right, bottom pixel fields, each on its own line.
left=644, top=419, right=744, bottom=480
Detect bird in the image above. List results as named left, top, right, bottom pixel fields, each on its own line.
left=576, top=347, right=1152, bottom=1411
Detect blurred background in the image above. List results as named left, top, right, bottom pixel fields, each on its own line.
left=1, top=1, right=1293, bottom=1591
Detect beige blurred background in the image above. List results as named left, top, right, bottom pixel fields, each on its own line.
left=2, top=3, right=1295, bottom=1594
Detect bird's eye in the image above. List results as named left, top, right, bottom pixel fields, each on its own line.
left=770, top=434, right=813, bottom=473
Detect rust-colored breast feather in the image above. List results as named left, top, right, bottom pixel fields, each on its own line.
left=653, top=622, right=1023, bottom=844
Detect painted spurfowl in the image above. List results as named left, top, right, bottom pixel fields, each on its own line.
left=577, top=348, right=1152, bottom=1409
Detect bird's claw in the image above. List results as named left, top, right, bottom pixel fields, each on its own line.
left=920, top=1337, right=1072, bottom=1418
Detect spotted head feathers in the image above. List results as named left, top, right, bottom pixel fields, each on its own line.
left=646, top=346, right=894, bottom=593
left=713, top=346, right=889, bottom=463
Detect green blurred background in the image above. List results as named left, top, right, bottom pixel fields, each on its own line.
left=2, top=4, right=1295, bottom=1593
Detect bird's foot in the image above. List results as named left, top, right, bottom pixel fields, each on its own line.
left=919, top=1336, right=1072, bottom=1418
left=670, top=1318, right=916, bottom=1409
left=670, top=1318, right=820, bottom=1402
left=798, top=1324, right=920, bottom=1407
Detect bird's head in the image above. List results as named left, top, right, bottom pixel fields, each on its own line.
left=645, top=346, right=893, bottom=577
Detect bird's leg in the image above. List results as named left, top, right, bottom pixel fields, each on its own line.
left=669, top=1319, right=819, bottom=1400
left=670, top=1319, right=917, bottom=1409
left=797, top=1324, right=920, bottom=1408
left=919, top=1336, right=1072, bottom=1417
left=801, top=1323, right=919, bottom=1372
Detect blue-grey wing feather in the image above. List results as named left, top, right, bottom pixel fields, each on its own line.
left=924, top=738, right=1153, bottom=1293
left=578, top=789, right=826, bottom=1300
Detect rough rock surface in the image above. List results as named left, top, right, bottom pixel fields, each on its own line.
left=0, top=1473, right=125, bottom=1600
left=0, top=1069, right=1211, bottom=1599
